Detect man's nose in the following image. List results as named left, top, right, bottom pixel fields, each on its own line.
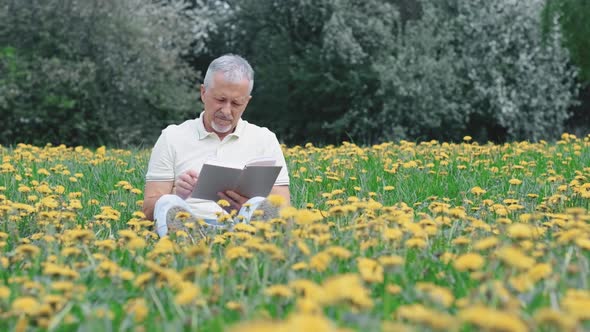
left=220, top=102, right=232, bottom=115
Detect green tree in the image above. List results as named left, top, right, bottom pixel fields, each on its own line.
left=0, top=0, right=210, bottom=146
left=542, top=0, right=590, bottom=136
left=201, top=0, right=398, bottom=145
left=375, top=0, right=577, bottom=142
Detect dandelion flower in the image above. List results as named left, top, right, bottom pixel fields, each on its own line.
left=453, top=253, right=485, bottom=271
left=473, top=237, right=499, bottom=251
left=266, top=194, right=286, bottom=207
left=264, top=285, right=293, bottom=298
left=459, top=306, right=527, bottom=332
left=508, top=178, right=522, bottom=185
left=496, top=247, right=536, bottom=270
left=217, top=199, right=230, bottom=207
left=534, top=308, right=577, bottom=331
left=507, top=224, right=534, bottom=239
left=470, top=186, right=486, bottom=195
left=12, top=297, right=40, bottom=315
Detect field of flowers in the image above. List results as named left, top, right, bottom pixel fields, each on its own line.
left=1, top=134, right=590, bottom=331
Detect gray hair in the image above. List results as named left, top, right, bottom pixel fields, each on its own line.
left=203, top=54, right=254, bottom=94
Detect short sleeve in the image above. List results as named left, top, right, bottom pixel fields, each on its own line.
left=267, top=133, right=290, bottom=186
left=146, top=128, right=175, bottom=181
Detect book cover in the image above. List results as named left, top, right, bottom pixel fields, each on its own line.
left=191, top=158, right=282, bottom=201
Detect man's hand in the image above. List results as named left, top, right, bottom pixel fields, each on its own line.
left=218, top=190, right=249, bottom=212
left=175, top=169, right=199, bottom=200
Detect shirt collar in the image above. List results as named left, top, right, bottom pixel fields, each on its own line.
left=196, top=112, right=244, bottom=140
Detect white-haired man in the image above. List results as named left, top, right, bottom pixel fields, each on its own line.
left=143, top=54, right=290, bottom=237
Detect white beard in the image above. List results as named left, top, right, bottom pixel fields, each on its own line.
left=211, top=120, right=232, bottom=133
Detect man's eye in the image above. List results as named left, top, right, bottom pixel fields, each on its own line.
left=216, top=98, right=226, bottom=102
left=232, top=102, right=243, bottom=106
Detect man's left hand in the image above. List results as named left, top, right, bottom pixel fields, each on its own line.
left=218, top=190, right=249, bottom=212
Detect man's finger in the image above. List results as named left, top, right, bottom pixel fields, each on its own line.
left=218, top=191, right=240, bottom=210
left=187, top=169, right=199, bottom=179
left=225, top=190, right=248, bottom=203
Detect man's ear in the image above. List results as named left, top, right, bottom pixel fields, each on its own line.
left=200, top=84, right=206, bottom=102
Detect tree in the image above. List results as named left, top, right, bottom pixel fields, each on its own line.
left=0, top=0, right=210, bottom=146
left=542, top=0, right=590, bottom=136
left=376, top=0, right=577, bottom=142
left=198, top=0, right=399, bottom=145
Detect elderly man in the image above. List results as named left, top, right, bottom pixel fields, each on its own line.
left=142, top=54, right=290, bottom=237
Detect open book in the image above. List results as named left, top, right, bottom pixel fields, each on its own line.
left=191, top=157, right=282, bottom=201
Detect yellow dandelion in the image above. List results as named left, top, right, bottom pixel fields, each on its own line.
left=496, top=246, right=536, bottom=270
left=453, top=253, right=485, bottom=271
left=291, top=262, right=308, bottom=271
left=473, top=237, right=499, bottom=251
left=507, top=223, right=534, bottom=240
left=15, top=244, right=41, bottom=257
left=357, top=257, right=384, bottom=283
left=226, top=301, right=243, bottom=311
left=383, top=227, right=403, bottom=241
left=406, top=237, right=427, bottom=249
left=217, top=199, right=230, bottom=207
left=12, top=296, right=40, bottom=315
left=309, top=252, right=331, bottom=272
left=126, top=298, right=149, bottom=323
left=459, top=306, right=527, bottom=332
left=266, top=194, right=286, bottom=207
left=378, top=255, right=405, bottom=267
left=578, top=183, right=590, bottom=198
left=225, top=246, right=253, bottom=260
left=295, top=209, right=323, bottom=225
left=575, top=238, right=590, bottom=250
left=264, top=285, right=293, bottom=298
left=0, top=286, right=10, bottom=300
left=470, top=186, right=487, bottom=195
left=452, top=236, right=470, bottom=246
left=534, top=308, right=577, bottom=331
left=528, top=263, right=552, bottom=282
left=508, top=178, right=522, bottom=185
left=279, top=206, right=298, bottom=219
left=386, top=284, right=402, bottom=295
left=175, top=282, right=200, bottom=305
left=397, top=304, right=456, bottom=330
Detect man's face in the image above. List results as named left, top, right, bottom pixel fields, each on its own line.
left=200, top=72, right=252, bottom=137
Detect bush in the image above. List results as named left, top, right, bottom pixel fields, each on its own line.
left=375, top=0, right=578, bottom=142
left=0, top=0, right=206, bottom=146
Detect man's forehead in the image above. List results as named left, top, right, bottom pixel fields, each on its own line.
left=210, top=91, right=250, bottom=101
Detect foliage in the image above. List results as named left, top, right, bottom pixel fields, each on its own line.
left=0, top=0, right=211, bottom=147
left=542, top=0, right=590, bottom=84
left=0, top=0, right=585, bottom=146
left=375, top=0, right=577, bottom=142
left=197, top=0, right=398, bottom=144
left=195, top=0, right=579, bottom=144
left=542, top=0, right=590, bottom=137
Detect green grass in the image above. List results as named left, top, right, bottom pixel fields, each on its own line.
left=1, top=136, right=590, bottom=331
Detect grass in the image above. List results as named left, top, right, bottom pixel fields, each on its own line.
left=1, top=135, right=590, bottom=331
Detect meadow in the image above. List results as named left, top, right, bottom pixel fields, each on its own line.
left=1, top=134, right=590, bottom=331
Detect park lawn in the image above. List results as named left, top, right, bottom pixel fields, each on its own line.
left=1, top=134, right=590, bottom=331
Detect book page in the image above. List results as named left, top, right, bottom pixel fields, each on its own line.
left=202, top=158, right=242, bottom=170
left=245, top=156, right=276, bottom=167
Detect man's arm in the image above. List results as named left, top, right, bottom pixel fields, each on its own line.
left=270, top=185, right=290, bottom=206
left=142, top=181, right=174, bottom=221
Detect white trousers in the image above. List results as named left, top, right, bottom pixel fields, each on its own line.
left=154, top=194, right=266, bottom=237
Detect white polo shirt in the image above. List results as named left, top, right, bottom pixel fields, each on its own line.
left=146, top=112, right=290, bottom=219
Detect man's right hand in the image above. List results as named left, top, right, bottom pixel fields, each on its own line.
left=175, top=169, right=199, bottom=200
